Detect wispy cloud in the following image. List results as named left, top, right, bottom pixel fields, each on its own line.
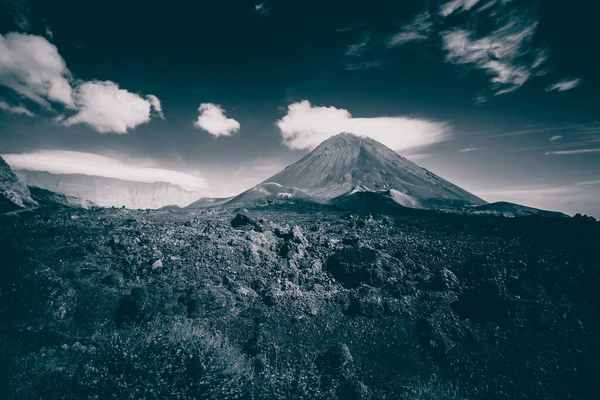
left=545, top=148, right=600, bottom=155
left=344, top=36, right=370, bottom=57
left=342, top=33, right=383, bottom=70
left=343, top=60, right=382, bottom=71
left=441, top=13, right=542, bottom=95
left=545, top=77, right=582, bottom=92
left=474, top=94, right=489, bottom=105
left=405, top=153, right=432, bottom=161
left=335, top=22, right=366, bottom=33
left=459, top=147, right=481, bottom=152
left=440, top=0, right=482, bottom=17
left=487, top=124, right=589, bottom=138
left=45, top=24, right=54, bottom=39
left=2, top=0, right=31, bottom=30
left=386, top=12, right=433, bottom=48
left=0, top=100, right=34, bottom=116
left=276, top=100, right=449, bottom=151
left=549, top=135, right=562, bottom=142
left=254, top=1, right=271, bottom=20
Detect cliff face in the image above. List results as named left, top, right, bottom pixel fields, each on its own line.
left=16, top=170, right=200, bottom=209
left=0, top=156, right=37, bottom=212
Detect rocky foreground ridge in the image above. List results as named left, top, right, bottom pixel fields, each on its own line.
left=1, top=201, right=597, bottom=399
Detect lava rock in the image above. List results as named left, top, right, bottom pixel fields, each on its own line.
left=231, top=213, right=261, bottom=231
left=115, top=287, right=149, bottom=326
left=326, top=246, right=386, bottom=288
left=316, top=343, right=354, bottom=380
left=337, top=377, right=371, bottom=400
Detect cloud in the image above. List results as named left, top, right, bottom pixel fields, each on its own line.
left=45, top=25, right=54, bottom=39
left=343, top=60, right=382, bottom=71
left=474, top=94, right=488, bottom=105
left=1, top=0, right=31, bottom=30
left=193, top=103, right=240, bottom=137
left=254, top=1, right=271, bottom=20
left=63, top=81, right=158, bottom=134
left=146, top=94, right=165, bottom=120
left=0, top=32, right=163, bottom=133
left=387, top=12, right=433, bottom=47
left=342, top=35, right=383, bottom=70
left=405, top=153, right=432, bottom=161
left=545, top=77, right=582, bottom=92
left=335, top=22, right=366, bottom=33
left=545, top=148, right=600, bottom=155
left=276, top=100, right=449, bottom=151
left=459, top=147, right=481, bottom=152
left=2, top=150, right=207, bottom=191
left=440, top=0, right=482, bottom=17
left=0, top=100, right=34, bottom=116
left=345, top=36, right=370, bottom=57
left=0, top=32, right=74, bottom=108
left=441, top=13, right=541, bottom=95
left=549, top=135, right=562, bottom=142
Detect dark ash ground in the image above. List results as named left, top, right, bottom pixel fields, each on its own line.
left=1, top=201, right=598, bottom=399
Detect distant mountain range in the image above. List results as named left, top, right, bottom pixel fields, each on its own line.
left=16, top=171, right=200, bottom=209
left=190, top=133, right=568, bottom=217
left=1, top=134, right=570, bottom=217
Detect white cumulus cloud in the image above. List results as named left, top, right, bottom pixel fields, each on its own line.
left=0, top=32, right=164, bottom=134
left=0, top=32, right=74, bottom=108
left=193, top=103, right=240, bottom=137
left=64, top=81, right=155, bottom=134
left=276, top=100, right=449, bottom=151
left=2, top=150, right=207, bottom=191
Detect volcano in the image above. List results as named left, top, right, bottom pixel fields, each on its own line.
left=256, top=133, right=486, bottom=209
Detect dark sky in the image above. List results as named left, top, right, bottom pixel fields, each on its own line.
left=1, top=0, right=599, bottom=216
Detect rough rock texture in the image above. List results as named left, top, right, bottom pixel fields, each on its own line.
left=265, top=133, right=486, bottom=207
left=0, top=203, right=598, bottom=399
left=0, top=156, right=37, bottom=212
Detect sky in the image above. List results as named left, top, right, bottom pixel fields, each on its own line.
left=0, top=0, right=599, bottom=216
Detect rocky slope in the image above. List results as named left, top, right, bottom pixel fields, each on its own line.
left=1, top=202, right=597, bottom=399
left=16, top=170, right=200, bottom=209
left=264, top=133, right=486, bottom=208
left=0, top=156, right=37, bottom=212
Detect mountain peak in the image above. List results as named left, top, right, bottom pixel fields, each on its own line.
left=318, top=132, right=378, bottom=147
left=264, top=134, right=486, bottom=207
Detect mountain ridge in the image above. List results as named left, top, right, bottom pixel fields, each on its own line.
left=16, top=170, right=200, bottom=209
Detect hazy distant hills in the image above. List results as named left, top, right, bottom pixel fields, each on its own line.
left=4, top=134, right=570, bottom=217
left=16, top=170, right=200, bottom=209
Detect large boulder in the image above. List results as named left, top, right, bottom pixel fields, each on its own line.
left=326, top=247, right=388, bottom=288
